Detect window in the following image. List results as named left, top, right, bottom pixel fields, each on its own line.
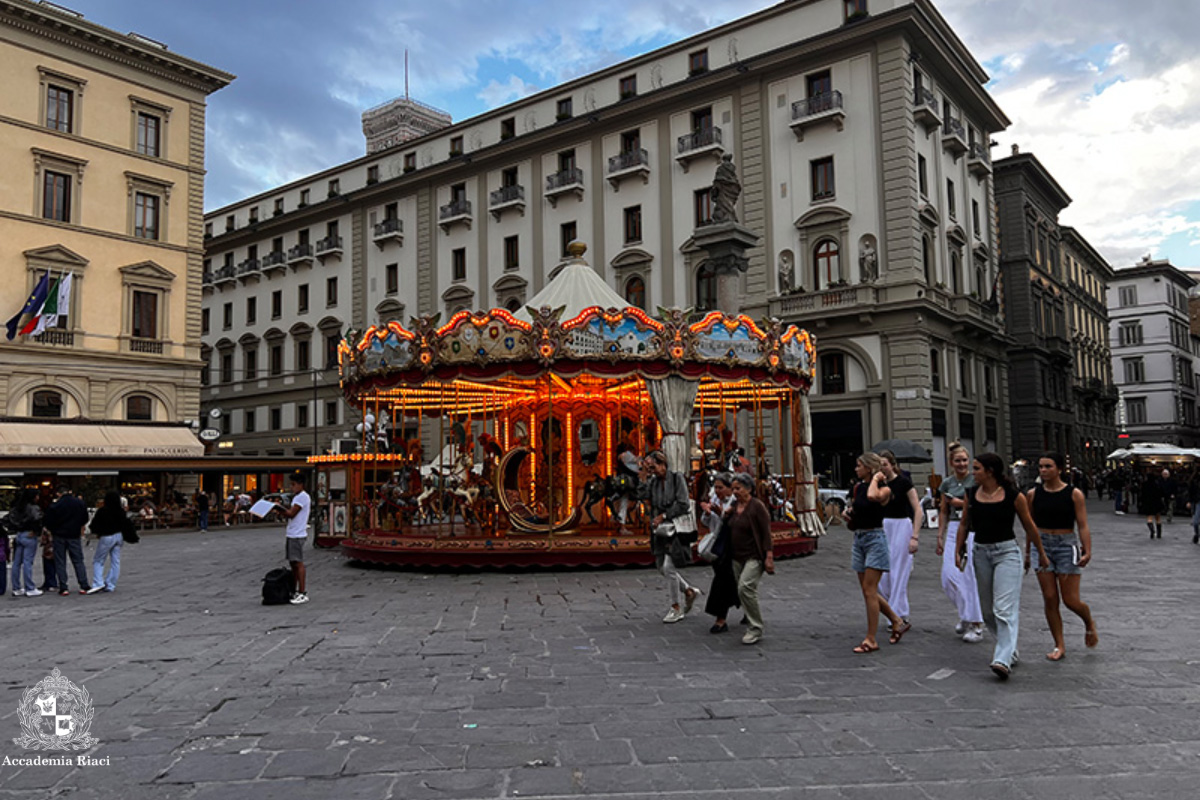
left=249, top=206, right=259, bottom=224
left=624, top=206, right=642, bottom=244
left=126, top=395, right=152, bottom=421
left=244, top=408, right=256, bottom=434
left=813, top=239, right=840, bottom=289
left=947, top=179, right=956, bottom=219
left=450, top=136, right=464, bottom=157
left=976, top=265, right=986, bottom=297
left=222, top=302, right=233, bottom=330
left=1118, top=286, right=1137, bottom=307
left=297, top=404, right=309, bottom=429
left=270, top=344, right=283, bottom=376
left=328, top=178, right=340, bottom=197
left=244, top=347, right=258, bottom=381
left=972, top=200, right=981, bottom=238
left=922, top=235, right=934, bottom=285
left=1119, top=321, right=1143, bottom=346
left=811, top=157, right=835, bottom=200
left=220, top=352, right=233, bottom=384
left=1123, top=357, right=1145, bottom=383
left=367, top=165, right=379, bottom=184
left=201, top=354, right=211, bottom=386
left=620, top=129, right=640, bottom=154
left=271, top=290, right=282, bottom=319
left=326, top=220, right=339, bottom=239
left=503, top=236, right=519, bottom=271
left=820, top=353, right=846, bottom=394
left=689, top=49, right=709, bottom=75
left=558, top=149, right=576, bottom=172
left=270, top=407, right=282, bottom=431
left=560, top=222, right=577, bottom=257
left=404, top=152, right=416, bottom=171
left=844, top=0, right=868, bottom=21
left=950, top=253, right=961, bottom=294
left=1127, top=397, right=1147, bottom=425
left=298, top=284, right=309, bottom=313
left=696, top=262, right=718, bottom=312
left=452, top=248, right=467, bottom=281
left=43, top=170, right=71, bottom=221
left=274, top=197, right=284, bottom=215
left=299, top=188, right=310, bottom=207
left=133, top=192, right=160, bottom=240
left=691, top=106, right=713, bottom=133
left=694, top=188, right=713, bottom=227
left=917, top=155, right=928, bottom=197
left=806, top=70, right=832, bottom=99
left=201, top=308, right=210, bottom=335
left=325, top=400, right=339, bottom=425
left=450, top=183, right=467, bottom=204
left=556, top=97, right=573, bottom=120
left=46, top=85, right=74, bottom=132
left=959, top=357, right=971, bottom=397
left=205, top=222, right=213, bottom=238
left=135, top=112, right=160, bottom=157
left=505, top=298, right=522, bottom=313
left=131, top=291, right=158, bottom=340
left=296, top=339, right=310, bottom=372
left=326, top=276, right=338, bottom=307
left=225, top=214, right=235, bottom=232
left=930, top=349, right=942, bottom=392
left=500, top=117, right=516, bottom=139
left=619, top=74, right=637, bottom=99
left=299, top=228, right=310, bottom=246
left=624, top=276, right=646, bottom=310
left=386, top=263, right=399, bottom=293
left=32, top=390, right=63, bottom=418
left=500, top=168, right=519, bottom=190
left=246, top=297, right=257, bottom=326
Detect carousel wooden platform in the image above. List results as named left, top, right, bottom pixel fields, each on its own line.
left=331, top=522, right=818, bottom=569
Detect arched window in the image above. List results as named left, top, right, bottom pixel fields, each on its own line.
left=505, top=297, right=522, bottom=313
left=813, top=239, right=839, bottom=290
left=950, top=252, right=961, bottom=294
left=695, top=263, right=718, bottom=312
left=126, top=395, right=153, bottom=421
left=624, top=276, right=646, bottom=310
left=32, top=390, right=63, bottom=418
left=922, top=235, right=934, bottom=285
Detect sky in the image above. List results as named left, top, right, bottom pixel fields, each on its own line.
left=62, top=0, right=1200, bottom=269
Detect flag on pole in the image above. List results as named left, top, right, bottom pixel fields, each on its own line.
left=24, top=273, right=72, bottom=336
left=19, top=274, right=60, bottom=337
left=5, top=272, right=51, bottom=340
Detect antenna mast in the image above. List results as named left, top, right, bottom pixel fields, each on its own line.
left=405, top=50, right=409, bottom=100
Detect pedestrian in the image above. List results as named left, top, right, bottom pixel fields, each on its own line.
left=280, top=473, right=312, bottom=604
left=43, top=485, right=91, bottom=595
left=85, top=492, right=136, bottom=594
left=8, top=488, right=44, bottom=597
left=957, top=453, right=1048, bottom=680
left=844, top=452, right=908, bottom=653
left=935, top=443, right=984, bottom=642
left=0, top=519, right=7, bottom=598
left=196, top=490, right=210, bottom=533
left=700, top=473, right=738, bottom=633
left=1159, top=468, right=1178, bottom=525
left=876, top=450, right=921, bottom=628
left=38, top=530, right=57, bottom=592
left=725, top=472, right=774, bottom=645
left=1140, top=471, right=1163, bottom=539
left=1188, top=472, right=1200, bottom=545
left=1110, top=469, right=1125, bottom=515
left=642, top=450, right=700, bottom=623
left=1028, top=453, right=1099, bottom=661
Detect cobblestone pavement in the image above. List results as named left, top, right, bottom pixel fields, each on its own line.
left=1, top=499, right=1198, bottom=799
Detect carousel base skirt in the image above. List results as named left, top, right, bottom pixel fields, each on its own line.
left=335, top=522, right=818, bottom=569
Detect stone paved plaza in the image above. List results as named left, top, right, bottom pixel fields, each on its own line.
left=1, top=499, right=1198, bottom=799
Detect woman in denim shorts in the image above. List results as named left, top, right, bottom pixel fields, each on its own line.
left=844, top=452, right=908, bottom=654
left=1027, top=452, right=1099, bottom=662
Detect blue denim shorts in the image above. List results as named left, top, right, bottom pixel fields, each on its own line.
left=1038, top=532, right=1081, bottom=575
left=851, top=528, right=890, bottom=573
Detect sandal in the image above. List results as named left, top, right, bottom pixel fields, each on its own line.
left=853, top=640, right=880, bottom=654
left=888, top=620, right=912, bottom=644
left=990, top=662, right=1011, bottom=680
left=1084, top=628, right=1099, bottom=648
left=1046, top=647, right=1066, bottom=662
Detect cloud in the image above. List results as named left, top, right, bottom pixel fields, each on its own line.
left=477, top=75, right=540, bottom=109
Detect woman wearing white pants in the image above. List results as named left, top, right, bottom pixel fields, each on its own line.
left=877, top=450, right=922, bottom=631
left=936, top=443, right=984, bottom=642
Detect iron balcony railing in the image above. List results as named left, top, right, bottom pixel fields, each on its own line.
left=914, top=87, right=938, bottom=115
left=677, top=126, right=722, bottom=154
left=288, top=243, right=314, bottom=261
left=315, top=236, right=344, bottom=254
left=439, top=199, right=472, bottom=220
left=943, top=117, right=967, bottom=140
left=374, top=217, right=403, bottom=236
left=608, top=148, right=649, bottom=173
left=969, top=141, right=991, bottom=165
left=792, top=90, right=843, bottom=120
left=237, top=259, right=260, bottom=276
left=261, top=251, right=286, bottom=268
left=489, top=185, right=525, bottom=206
left=545, top=167, right=584, bottom=191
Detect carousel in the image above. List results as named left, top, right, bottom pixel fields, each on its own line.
left=313, top=242, right=824, bottom=568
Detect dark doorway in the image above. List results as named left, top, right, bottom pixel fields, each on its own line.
left=812, top=409, right=862, bottom=488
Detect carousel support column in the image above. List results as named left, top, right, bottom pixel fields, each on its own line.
left=793, top=390, right=825, bottom=537
left=439, top=384, right=446, bottom=535
left=547, top=374, right=555, bottom=530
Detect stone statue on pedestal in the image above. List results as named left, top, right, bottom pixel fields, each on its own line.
left=710, top=154, right=741, bottom=224
left=778, top=252, right=795, bottom=294
left=859, top=238, right=878, bottom=283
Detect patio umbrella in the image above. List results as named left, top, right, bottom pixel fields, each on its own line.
left=871, top=439, right=933, bottom=463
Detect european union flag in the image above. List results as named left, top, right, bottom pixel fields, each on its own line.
left=5, top=272, right=50, bottom=340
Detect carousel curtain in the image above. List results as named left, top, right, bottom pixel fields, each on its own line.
left=647, top=375, right=699, bottom=474
left=794, top=392, right=825, bottom=537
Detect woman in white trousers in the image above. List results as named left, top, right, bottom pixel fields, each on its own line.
left=877, top=451, right=922, bottom=631
left=936, top=443, right=984, bottom=642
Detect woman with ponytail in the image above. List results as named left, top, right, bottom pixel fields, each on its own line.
left=936, top=443, right=984, bottom=642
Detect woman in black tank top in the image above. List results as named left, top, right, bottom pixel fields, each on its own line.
left=1028, top=452, right=1098, bottom=662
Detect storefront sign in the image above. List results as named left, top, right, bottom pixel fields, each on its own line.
left=199, top=428, right=221, bottom=442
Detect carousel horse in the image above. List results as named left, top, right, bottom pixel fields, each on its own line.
left=579, top=477, right=608, bottom=524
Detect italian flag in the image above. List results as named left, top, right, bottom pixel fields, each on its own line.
left=20, top=273, right=72, bottom=336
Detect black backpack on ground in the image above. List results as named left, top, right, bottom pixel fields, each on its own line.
left=261, top=567, right=294, bottom=605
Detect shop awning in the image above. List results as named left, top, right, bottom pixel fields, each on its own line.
left=0, top=421, right=204, bottom=459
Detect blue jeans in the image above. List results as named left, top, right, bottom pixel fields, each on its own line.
left=973, top=539, right=1023, bottom=669
left=198, top=509, right=209, bottom=531
left=11, top=532, right=38, bottom=592
left=92, top=534, right=122, bottom=591
left=1191, top=502, right=1200, bottom=532
left=1113, top=488, right=1123, bottom=512
left=53, top=537, right=90, bottom=590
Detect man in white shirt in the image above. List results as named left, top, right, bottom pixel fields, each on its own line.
left=281, top=473, right=312, bottom=604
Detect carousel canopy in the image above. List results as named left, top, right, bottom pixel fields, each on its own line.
left=515, top=245, right=630, bottom=323
left=1106, top=442, right=1200, bottom=460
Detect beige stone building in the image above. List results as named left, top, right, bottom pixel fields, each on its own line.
left=0, top=0, right=231, bottom=429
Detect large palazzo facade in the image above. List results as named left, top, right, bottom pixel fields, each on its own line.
left=202, top=0, right=1011, bottom=481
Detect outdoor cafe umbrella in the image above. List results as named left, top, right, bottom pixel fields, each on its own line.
left=871, top=439, right=933, bottom=463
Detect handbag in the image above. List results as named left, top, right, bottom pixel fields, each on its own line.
left=673, top=499, right=698, bottom=534
left=697, top=529, right=719, bottom=562
left=653, top=522, right=677, bottom=539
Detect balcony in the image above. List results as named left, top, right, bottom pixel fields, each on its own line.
left=675, top=127, right=724, bottom=172
left=768, top=283, right=877, bottom=321
left=968, top=141, right=992, bottom=178
left=372, top=217, right=404, bottom=248
left=488, top=184, right=526, bottom=220
left=544, top=167, right=584, bottom=207
left=789, top=91, right=845, bottom=141
left=942, top=118, right=968, bottom=158
left=129, top=338, right=164, bottom=355
left=913, top=87, right=941, bottom=132
left=202, top=270, right=214, bottom=286
left=315, top=236, right=344, bottom=260
left=213, top=264, right=237, bottom=287
left=438, top=199, right=473, bottom=234
left=33, top=328, right=74, bottom=347
left=287, top=243, right=314, bottom=268
left=261, top=250, right=287, bottom=275
left=236, top=258, right=261, bottom=283
left=607, top=148, right=650, bottom=191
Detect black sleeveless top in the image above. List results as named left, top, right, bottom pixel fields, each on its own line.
left=847, top=482, right=886, bottom=532
left=1031, top=485, right=1076, bottom=530
left=966, top=485, right=1017, bottom=544
left=883, top=474, right=914, bottom=519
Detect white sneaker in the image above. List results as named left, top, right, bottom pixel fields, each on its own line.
left=12, top=589, right=23, bottom=597
left=742, top=630, right=762, bottom=645
left=662, top=607, right=685, bottom=623
left=962, top=627, right=984, bottom=643
left=85, top=585, right=105, bottom=595
left=23, top=589, right=42, bottom=597
left=289, top=592, right=310, bottom=605
left=954, top=620, right=966, bottom=635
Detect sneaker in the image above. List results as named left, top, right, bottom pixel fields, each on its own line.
left=79, top=588, right=91, bottom=595
left=954, top=620, right=967, bottom=635
left=59, top=590, right=70, bottom=596
left=1114, top=510, right=1125, bottom=515
left=962, top=627, right=984, bottom=643
left=289, top=592, right=310, bottom=605
left=23, top=588, right=43, bottom=597
left=11, top=590, right=23, bottom=597
left=85, top=586, right=105, bottom=595
left=662, top=607, right=685, bottom=623
left=742, top=630, right=763, bottom=645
